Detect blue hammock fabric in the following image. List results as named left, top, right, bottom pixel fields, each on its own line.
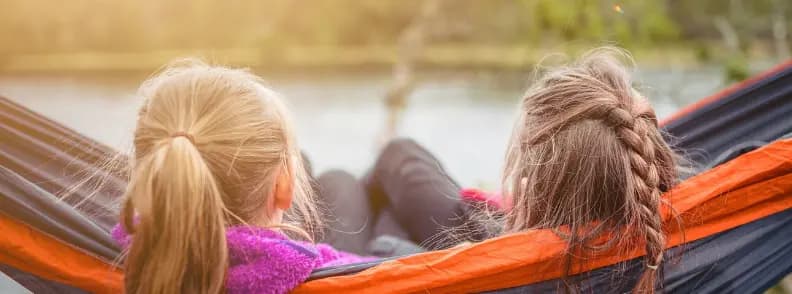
left=663, top=62, right=792, bottom=165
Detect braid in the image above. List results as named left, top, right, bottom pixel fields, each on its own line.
left=503, top=47, right=679, bottom=294
left=607, top=108, right=666, bottom=293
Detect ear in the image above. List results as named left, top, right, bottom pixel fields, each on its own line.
left=273, top=164, right=294, bottom=210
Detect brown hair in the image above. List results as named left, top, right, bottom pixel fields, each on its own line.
left=120, top=60, right=319, bottom=293
left=502, top=48, right=677, bottom=293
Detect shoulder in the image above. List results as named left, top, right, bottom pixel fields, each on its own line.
left=111, top=223, right=131, bottom=249
left=308, top=243, right=377, bottom=267
left=225, top=227, right=321, bottom=294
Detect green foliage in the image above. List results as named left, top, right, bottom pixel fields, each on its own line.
left=694, top=43, right=713, bottom=62
left=724, top=56, right=750, bottom=83
left=642, top=11, right=680, bottom=42
left=0, top=0, right=788, bottom=63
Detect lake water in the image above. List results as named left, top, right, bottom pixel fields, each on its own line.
left=0, top=68, right=726, bottom=187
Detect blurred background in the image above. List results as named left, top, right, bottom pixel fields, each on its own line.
left=0, top=0, right=790, bottom=192
left=1, top=1, right=792, bottom=291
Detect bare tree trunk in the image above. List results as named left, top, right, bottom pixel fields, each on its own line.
left=713, top=0, right=747, bottom=54
left=714, top=16, right=740, bottom=54
left=380, top=0, right=442, bottom=145
left=772, top=0, right=790, bottom=60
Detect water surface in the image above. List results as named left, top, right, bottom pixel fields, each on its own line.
left=0, top=68, right=724, bottom=186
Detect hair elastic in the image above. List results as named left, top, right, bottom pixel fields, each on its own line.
left=646, top=263, right=659, bottom=270
left=170, top=131, right=195, bottom=144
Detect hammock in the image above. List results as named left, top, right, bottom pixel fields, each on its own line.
left=0, top=60, right=791, bottom=293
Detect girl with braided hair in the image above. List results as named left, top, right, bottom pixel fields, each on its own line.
left=350, top=47, right=679, bottom=293
left=500, top=47, right=678, bottom=293
left=312, top=46, right=680, bottom=292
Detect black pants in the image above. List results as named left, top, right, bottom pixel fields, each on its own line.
left=316, top=138, right=481, bottom=255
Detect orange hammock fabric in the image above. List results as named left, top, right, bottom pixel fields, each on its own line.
left=0, top=213, right=123, bottom=293
left=1, top=139, right=791, bottom=293
left=294, top=138, right=792, bottom=293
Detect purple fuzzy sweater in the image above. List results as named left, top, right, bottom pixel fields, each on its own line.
left=112, top=224, right=375, bottom=294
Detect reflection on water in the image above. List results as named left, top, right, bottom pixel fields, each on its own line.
left=0, top=68, right=724, bottom=186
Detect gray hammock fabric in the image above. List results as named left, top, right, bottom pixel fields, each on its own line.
left=0, top=60, right=791, bottom=293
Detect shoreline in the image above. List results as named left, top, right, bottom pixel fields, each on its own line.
left=0, top=43, right=762, bottom=74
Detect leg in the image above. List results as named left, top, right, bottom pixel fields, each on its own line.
left=316, top=169, right=374, bottom=255
left=367, top=208, right=424, bottom=257
left=365, top=138, right=481, bottom=249
left=373, top=208, right=410, bottom=241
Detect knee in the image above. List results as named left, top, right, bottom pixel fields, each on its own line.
left=376, top=137, right=438, bottom=178
left=317, top=169, right=356, bottom=187
left=381, top=137, right=420, bottom=158
left=316, top=169, right=364, bottom=206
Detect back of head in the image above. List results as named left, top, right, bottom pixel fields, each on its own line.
left=502, top=48, right=677, bottom=293
left=121, top=60, right=318, bottom=294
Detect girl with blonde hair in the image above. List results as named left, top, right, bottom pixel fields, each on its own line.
left=112, top=60, right=372, bottom=294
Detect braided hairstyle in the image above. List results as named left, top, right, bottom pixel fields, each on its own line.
left=502, top=47, right=677, bottom=293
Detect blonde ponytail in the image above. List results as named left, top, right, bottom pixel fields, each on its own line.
left=123, top=136, right=228, bottom=294
left=120, top=60, right=319, bottom=293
